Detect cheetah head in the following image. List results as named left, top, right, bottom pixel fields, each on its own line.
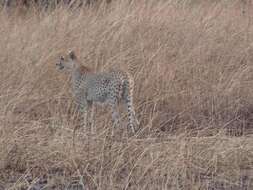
left=56, top=50, right=77, bottom=71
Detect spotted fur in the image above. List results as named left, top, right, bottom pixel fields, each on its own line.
left=56, top=51, right=139, bottom=133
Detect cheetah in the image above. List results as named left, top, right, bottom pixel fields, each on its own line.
left=56, top=50, right=139, bottom=133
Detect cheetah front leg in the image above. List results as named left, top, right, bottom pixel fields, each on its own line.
left=74, top=99, right=90, bottom=130
left=79, top=101, right=94, bottom=131
left=72, top=101, right=88, bottom=147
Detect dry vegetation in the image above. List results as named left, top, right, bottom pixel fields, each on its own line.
left=0, top=0, right=253, bottom=189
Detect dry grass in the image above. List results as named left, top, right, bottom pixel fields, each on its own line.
left=0, top=1, right=253, bottom=189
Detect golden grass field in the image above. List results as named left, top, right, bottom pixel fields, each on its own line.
left=0, top=1, right=252, bottom=189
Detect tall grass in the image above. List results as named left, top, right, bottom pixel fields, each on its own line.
left=0, top=1, right=252, bottom=189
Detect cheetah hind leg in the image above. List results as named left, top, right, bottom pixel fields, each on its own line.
left=112, top=110, right=120, bottom=135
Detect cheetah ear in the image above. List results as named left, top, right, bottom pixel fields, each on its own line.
left=68, top=50, right=76, bottom=60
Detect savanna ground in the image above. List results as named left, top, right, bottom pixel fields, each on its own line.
left=0, top=0, right=253, bottom=189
